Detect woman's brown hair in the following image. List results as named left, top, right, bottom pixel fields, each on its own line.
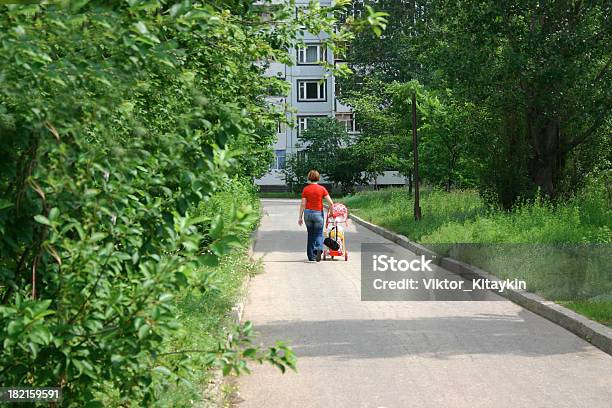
left=307, top=169, right=320, bottom=182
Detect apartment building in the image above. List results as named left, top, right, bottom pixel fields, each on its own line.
left=256, top=0, right=406, bottom=190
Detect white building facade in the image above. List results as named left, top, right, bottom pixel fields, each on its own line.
left=256, top=0, right=406, bottom=190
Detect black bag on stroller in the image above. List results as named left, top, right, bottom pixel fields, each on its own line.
left=324, top=226, right=341, bottom=251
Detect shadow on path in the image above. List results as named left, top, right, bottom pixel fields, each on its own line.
left=252, top=310, right=594, bottom=360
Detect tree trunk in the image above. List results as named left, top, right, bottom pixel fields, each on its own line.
left=528, top=111, right=562, bottom=198
left=407, top=171, right=412, bottom=195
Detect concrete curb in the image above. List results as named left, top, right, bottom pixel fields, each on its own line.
left=350, top=213, right=612, bottom=356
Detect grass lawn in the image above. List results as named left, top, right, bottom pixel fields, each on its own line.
left=559, top=300, right=612, bottom=327
left=342, top=186, right=612, bottom=326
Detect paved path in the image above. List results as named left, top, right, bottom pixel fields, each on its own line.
left=235, top=199, right=612, bottom=408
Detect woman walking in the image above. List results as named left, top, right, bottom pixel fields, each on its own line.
left=298, top=170, right=334, bottom=262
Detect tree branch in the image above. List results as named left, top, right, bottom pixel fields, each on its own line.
left=565, top=107, right=610, bottom=153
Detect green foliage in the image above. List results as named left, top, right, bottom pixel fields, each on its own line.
left=0, top=0, right=352, bottom=405
left=281, top=152, right=311, bottom=194
left=341, top=78, right=477, bottom=190
left=341, top=77, right=410, bottom=178
left=293, top=117, right=368, bottom=194
left=342, top=0, right=428, bottom=83
left=361, top=5, right=389, bottom=37
left=150, top=179, right=297, bottom=406
left=388, top=81, right=478, bottom=189
left=154, top=248, right=259, bottom=407
left=341, top=0, right=611, bottom=207
left=424, top=0, right=612, bottom=202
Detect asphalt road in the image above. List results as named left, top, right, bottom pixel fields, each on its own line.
left=235, top=199, right=612, bottom=408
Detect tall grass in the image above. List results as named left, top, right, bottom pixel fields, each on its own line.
left=343, top=176, right=611, bottom=325
left=343, top=177, right=611, bottom=244
left=343, top=188, right=487, bottom=242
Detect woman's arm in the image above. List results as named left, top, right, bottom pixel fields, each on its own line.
left=298, top=197, right=306, bottom=226
left=324, top=195, right=334, bottom=211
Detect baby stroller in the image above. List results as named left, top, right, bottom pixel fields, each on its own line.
left=323, top=203, right=349, bottom=261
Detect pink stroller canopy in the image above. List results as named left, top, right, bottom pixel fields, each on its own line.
left=330, top=203, right=348, bottom=222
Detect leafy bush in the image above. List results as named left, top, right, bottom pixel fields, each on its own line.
left=0, top=1, right=345, bottom=405
left=152, top=178, right=292, bottom=407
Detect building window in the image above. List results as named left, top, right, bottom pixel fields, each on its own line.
left=336, top=113, right=356, bottom=133
left=297, top=44, right=326, bottom=64
left=298, top=80, right=326, bottom=101
left=298, top=117, right=308, bottom=133
left=276, top=120, right=284, bottom=134
left=297, top=115, right=327, bottom=135
left=335, top=81, right=342, bottom=98
left=272, top=150, right=286, bottom=170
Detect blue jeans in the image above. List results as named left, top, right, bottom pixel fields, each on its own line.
left=304, top=209, right=324, bottom=260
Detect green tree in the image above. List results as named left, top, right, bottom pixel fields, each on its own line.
left=297, top=117, right=368, bottom=194
left=425, top=0, right=612, bottom=204
left=343, top=78, right=476, bottom=191
left=343, top=77, right=410, bottom=184
left=282, top=152, right=310, bottom=193
left=341, top=0, right=431, bottom=85
left=342, top=0, right=611, bottom=207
